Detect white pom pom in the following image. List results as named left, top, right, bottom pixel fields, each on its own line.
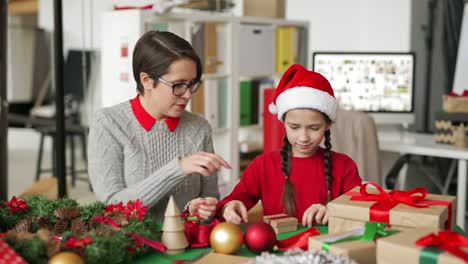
left=269, top=103, right=278, bottom=114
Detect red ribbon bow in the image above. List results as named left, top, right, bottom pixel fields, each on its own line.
left=275, top=227, right=320, bottom=251
left=416, top=231, right=468, bottom=262
left=184, top=218, right=219, bottom=248
left=347, top=183, right=453, bottom=229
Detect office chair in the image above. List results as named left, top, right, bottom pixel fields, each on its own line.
left=32, top=49, right=92, bottom=187
left=330, top=108, right=382, bottom=184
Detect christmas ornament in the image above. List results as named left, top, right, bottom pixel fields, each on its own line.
left=48, top=252, right=85, bottom=264
left=244, top=223, right=276, bottom=254
left=210, top=222, right=243, bottom=254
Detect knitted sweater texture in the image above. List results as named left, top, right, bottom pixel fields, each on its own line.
left=87, top=101, right=219, bottom=220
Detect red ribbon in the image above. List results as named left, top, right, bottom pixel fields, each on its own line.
left=347, top=183, right=453, bottom=229
left=416, top=231, right=468, bottom=262
left=447, top=90, right=468, bottom=97
left=129, top=233, right=167, bottom=252
left=64, top=237, right=92, bottom=250
left=113, top=4, right=153, bottom=11
left=275, top=227, right=320, bottom=251
left=265, top=214, right=293, bottom=224
left=89, top=215, right=121, bottom=230
left=184, top=219, right=219, bottom=248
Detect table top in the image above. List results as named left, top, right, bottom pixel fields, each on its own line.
left=134, top=225, right=329, bottom=264
left=378, top=130, right=468, bottom=160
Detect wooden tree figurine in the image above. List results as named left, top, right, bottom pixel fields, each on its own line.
left=161, top=196, right=188, bottom=254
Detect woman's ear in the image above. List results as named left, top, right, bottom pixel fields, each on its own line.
left=140, top=72, right=154, bottom=91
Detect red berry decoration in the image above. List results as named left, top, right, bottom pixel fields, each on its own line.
left=244, top=222, right=277, bottom=254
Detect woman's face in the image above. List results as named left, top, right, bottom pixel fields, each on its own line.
left=144, top=58, right=198, bottom=118
left=284, top=109, right=330, bottom=157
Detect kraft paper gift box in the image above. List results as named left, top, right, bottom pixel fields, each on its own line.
left=309, top=222, right=398, bottom=264
left=263, top=213, right=298, bottom=234
left=327, top=183, right=456, bottom=234
left=377, top=228, right=468, bottom=264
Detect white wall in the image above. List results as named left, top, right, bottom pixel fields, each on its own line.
left=286, top=0, right=412, bottom=68
left=38, top=0, right=243, bottom=52
left=38, top=0, right=155, bottom=51
left=453, top=3, right=468, bottom=95
left=7, top=16, right=36, bottom=102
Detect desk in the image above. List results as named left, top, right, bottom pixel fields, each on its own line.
left=378, top=130, right=468, bottom=228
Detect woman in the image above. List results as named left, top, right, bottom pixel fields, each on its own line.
left=88, top=31, right=230, bottom=221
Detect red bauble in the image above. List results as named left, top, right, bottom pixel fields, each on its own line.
left=244, top=222, right=277, bottom=254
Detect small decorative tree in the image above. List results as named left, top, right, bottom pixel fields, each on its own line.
left=161, top=196, right=188, bottom=254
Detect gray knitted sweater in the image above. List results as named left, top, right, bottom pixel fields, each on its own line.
left=87, top=101, right=219, bottom=220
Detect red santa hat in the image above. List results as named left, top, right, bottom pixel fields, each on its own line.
left=269, top=64, right=337, bottom=121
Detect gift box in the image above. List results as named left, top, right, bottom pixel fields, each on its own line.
left=0, top=239, right=28, bottom=264
left=263, top=214, right=298, bottom=234
left=434, top=112, right=468, bottom=146
left=308, top=222, right=398, bottom=264
left=377, top=228, right=468, bottom=264
left=327, top=183, right=456, bottom=234
left=442, top=94, right=468, bottom=113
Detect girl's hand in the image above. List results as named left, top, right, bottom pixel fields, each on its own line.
left=302, top=203, right=329, bottom=227
left=189, top=197, right=218, bottom=221
left=222, top=200, right=248, bottom=225
left=179, top=152, right=231, bottom=176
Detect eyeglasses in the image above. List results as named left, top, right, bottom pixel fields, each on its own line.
left=156, top=77, right=202, bottom=96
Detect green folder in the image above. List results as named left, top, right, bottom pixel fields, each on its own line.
left=240, top=80, right=252, bottom=126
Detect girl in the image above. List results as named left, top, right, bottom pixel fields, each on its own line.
left=217, top=64, right=362, bottom=227
left=88, top=31, right=231, bottom=221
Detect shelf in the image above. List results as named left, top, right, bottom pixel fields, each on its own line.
left=239, top=140, right=263, bottom=154
left=213, top=127, right=230, bottom=134
left=239, top=124, right=263, bottom=130
left=203, top=73, right=230, bottom=79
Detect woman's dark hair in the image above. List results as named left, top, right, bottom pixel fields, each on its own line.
left=132, top=31, right=203, bottom=94
left=281, top=111, right=333, bottom=216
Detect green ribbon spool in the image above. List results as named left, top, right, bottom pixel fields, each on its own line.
left=321, top=222, right=398, bottom=252
left=419, top=247, right=443, bottom=264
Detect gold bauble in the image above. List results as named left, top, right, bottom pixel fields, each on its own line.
left=210, top=222, right=243, bottom=254
left=48, top=252, right=85, bottom=264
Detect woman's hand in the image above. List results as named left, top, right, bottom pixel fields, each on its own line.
left=189, top=197, right=218, bottom=221
left=179, top=152, right=231, bottom=176
left=222, top=200, right=248, bottom=225
left=302, top=203, right=329, bottom=227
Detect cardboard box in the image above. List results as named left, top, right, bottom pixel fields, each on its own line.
left=377, top=228, right=467, bottom=264
left=309, top=229, right=376, bottom=264
left=263, top=213, right=298, bottom=234
left=243, top=0, right=285, bottom=18
left=328, top=186, right=456, bottom=234
left=194, top=252, right=250, bottom=264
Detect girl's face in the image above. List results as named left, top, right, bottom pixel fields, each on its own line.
left=142, top=58, right=198, bottom=119
left=284, top=108, right=330, bottom=157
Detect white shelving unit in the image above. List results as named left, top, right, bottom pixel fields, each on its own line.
left=99, top=10, right=308, bottom=189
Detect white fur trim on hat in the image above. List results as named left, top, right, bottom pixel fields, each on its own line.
left=275, top=86, right=337, bottom=121
left=269, top=103, right=278, bottom=114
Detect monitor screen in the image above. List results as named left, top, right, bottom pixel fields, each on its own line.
left=312, top=52, right=415, bottom=113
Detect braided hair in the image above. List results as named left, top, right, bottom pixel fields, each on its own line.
left=281, top=113, right=333, bottom=215
left=280, top=134, right=295, bottom=216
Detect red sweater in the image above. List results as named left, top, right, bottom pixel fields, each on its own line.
left=217, top=148, right=362, bottom=221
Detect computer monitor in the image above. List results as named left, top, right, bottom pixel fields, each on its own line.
left=312, top=52, right=415, bottom=125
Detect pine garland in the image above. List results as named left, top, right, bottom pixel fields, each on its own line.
left=0, top=196, right=164, bottom=264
